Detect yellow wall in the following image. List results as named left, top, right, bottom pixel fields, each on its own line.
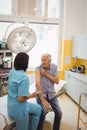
left=59, top=40, right=72, bottom=79
left=76, top=59, right=87, bottom=67
left=59, top=40, right=87, bottom=79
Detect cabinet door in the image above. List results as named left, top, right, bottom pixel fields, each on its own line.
left=72, top=36, right=82, bottom=58
left=64, top=71, right=87, bottom=112
left=72, top=35, right=87, bottom=59
left=79, top=82, right=87, bottom=112
left=64, top=72, right=75, bottom=98
left=81, top=95, right=87, bottom=112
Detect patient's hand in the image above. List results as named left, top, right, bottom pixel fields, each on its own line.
left=42, top=98, right=49, bottom=110
left=40, top=68, right=47, bottom=76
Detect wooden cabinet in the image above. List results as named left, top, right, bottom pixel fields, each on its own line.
left=72, top=35, right=87, bottom=59
left=64, top=71, right=87, bottom=112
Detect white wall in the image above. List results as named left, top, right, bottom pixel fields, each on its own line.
left=84, top=0, right=87, bottom=33
left=63, top=0, right=87, bottom=39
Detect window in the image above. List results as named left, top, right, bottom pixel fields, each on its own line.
left=0, top=0, right=61, bottom=70
left=0, top=0, right=11, bottom=15
left=0, top=22, right=59, bottom=70
left=27, top=23, right=59, bottom=70
left=48, top=0, right=59, bottom=18
left=0, top=0, right=60, bottom=18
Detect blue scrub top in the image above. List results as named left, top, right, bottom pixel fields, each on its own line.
left=7, top=68, right=29, bottom=117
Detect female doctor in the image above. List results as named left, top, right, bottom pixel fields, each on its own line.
left=7, top=52, right=41, bottom=130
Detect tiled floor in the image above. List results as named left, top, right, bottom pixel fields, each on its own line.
left=0, top=93, right=87, bottom=130
left=43, top=94, right=87, bottom=130
left=59, top=94, right=87, bottom=130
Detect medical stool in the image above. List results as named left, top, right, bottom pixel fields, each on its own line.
left=77, top=93, right=87, bottom=130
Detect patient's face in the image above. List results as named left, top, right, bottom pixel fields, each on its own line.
left=41, top=56, right=50, bottom=69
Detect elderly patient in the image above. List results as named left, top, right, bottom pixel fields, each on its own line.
left=35, top=53, right=62, bottom=130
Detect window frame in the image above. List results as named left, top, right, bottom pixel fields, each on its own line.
left=0, top=0, right=63, bottom=71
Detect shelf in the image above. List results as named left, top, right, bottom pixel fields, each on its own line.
left=0, top=49, right=12, bottom=96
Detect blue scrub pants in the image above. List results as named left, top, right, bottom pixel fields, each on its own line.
left=11, top=102, right=42, bottom=130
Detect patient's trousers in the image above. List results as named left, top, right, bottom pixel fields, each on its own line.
left=37, top=94, right=62, bottom=130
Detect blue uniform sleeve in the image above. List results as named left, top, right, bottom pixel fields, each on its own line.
left=18, top=76, right=29, bottom=96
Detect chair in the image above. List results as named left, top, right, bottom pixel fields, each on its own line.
left=77, top=93, right=87, bottom=130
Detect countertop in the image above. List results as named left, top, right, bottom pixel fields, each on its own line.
left=64, top=70, right=87, bottom=84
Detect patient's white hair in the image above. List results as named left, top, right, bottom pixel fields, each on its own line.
left=41, top=53, right=51, bottom=61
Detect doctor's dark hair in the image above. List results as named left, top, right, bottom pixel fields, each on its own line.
left=14, top=52, right=29, bottom=71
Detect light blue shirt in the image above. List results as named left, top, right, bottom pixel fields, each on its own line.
left=36, top=63, right=58, bottom=99
left=7, top=68, right=29, bottom=117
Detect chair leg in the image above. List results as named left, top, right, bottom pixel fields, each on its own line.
left=77, top=95, right=81, bottom=129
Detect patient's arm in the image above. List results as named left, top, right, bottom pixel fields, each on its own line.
left=35, top=70, right=49, bottom=109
